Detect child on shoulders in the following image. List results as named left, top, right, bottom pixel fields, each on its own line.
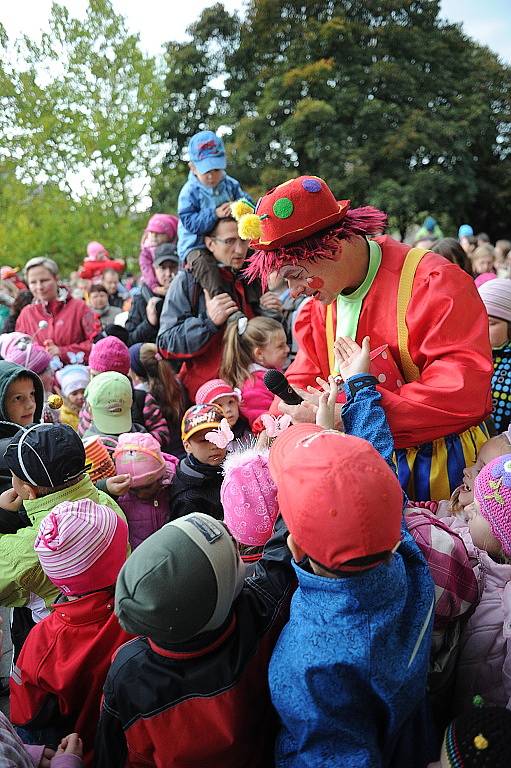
left=178, top=130, right=251, bottom=304
left=138, top=214, right=178, bottom=296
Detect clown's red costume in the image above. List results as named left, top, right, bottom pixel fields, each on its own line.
left=237, top=176, right=493, bottom=500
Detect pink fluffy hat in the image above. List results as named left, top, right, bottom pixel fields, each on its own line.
left=221, top=448, right=279, bottom=546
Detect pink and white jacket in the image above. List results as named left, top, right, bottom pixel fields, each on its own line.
left=240, top=365, right=274, bottom=427
left=454, top=541, right=511, bottom=710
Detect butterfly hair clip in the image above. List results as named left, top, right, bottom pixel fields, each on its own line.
left=205, top=418, right=234, bottom=449
left=260, top=413, right=292, bottom=438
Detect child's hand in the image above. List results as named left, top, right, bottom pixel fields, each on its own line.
left=334, top=336, right=371, bottom=380
left=106, top=474, right=131, bottom=496
left=152, top=285, right=167, bottom=298
left=43, top=339, right=60, bottom=358
left=40, top=747, right=56, bottom=768
left=56, top=733, right=83, bottom=758
left=216, top=202, right=232, bottom=218
left=0, top=488, right=22, bottom=512
left=315, top=376, right=339, bottom=430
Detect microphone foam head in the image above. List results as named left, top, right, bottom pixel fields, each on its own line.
left=263, top=369, right=284, bottom=391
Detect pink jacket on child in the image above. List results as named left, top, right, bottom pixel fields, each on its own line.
left=116, top=454, right=178, bottom=549
left=240, top=366, right=274, bottom=427
left=139, top=245, right=158, bottom=291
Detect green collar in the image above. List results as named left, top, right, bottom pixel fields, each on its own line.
left=338, top=239, right=382, bottom=304
left=24, top=475, right=100, bottom=521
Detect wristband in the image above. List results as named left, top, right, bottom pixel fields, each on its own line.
left=347, top=374, right=378, bottom=398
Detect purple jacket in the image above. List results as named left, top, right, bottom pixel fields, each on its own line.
left=116, top=454, right=178, bottom=549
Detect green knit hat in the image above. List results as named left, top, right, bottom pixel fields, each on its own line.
left=115, top=513, right=246, bottom=644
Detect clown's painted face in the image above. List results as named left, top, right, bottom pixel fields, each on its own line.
left=278, top=238, right=368, bottom=305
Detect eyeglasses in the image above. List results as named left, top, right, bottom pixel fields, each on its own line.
left=210, top=236, right=247, bottom=247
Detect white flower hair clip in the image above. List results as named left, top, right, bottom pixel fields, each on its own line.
left=237, top=316, right=248, bottom=335
left=260, top=413, right=292, bottom=438
left=205, top=418, right=234, bottom=449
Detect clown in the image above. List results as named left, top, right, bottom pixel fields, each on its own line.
left=235, top=176, right=493, bottom=501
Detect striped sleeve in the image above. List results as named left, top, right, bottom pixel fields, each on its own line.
left=143, top=392, right=170, bottom=447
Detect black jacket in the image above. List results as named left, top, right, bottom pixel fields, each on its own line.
left=125, top=284, right=163, bottom=346
left=94, top=517, right=295, bottom=768
left=168, top=456, right=223, bottom=521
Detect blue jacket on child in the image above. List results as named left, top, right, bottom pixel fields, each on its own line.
left=268, top=375, right=436, bottom=768
left=177, top=171, right=250, bottom=261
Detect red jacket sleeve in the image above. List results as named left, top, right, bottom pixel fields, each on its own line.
left=58, top=303, right=100, bottom=364
left=377, top=264, right=492, bottom=448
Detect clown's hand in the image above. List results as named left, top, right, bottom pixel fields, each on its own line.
left=334, top=335, right=370, bottom=380
left=278, top=399, right=317, bottom=424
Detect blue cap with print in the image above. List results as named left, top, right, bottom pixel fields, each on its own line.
left=189, top=130, right=226, bottom=174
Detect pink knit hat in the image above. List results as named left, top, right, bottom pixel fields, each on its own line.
left=86, top=241, right=109, bottom=261
left=89, top=336, right=130, bottom=375
left=34, top=499, right=128, bottom=595
left=145, top=214, right=178, bottom=240
left=195, top=378, right=242, bottom=406
left=474, top=454, right=511, bottom=557
left=0, top=332, right=30, bottom=360
left=3, top=339, right=51, bottom=374
left=221, top=448, right=279, bottom=546
left=113, top=432, right=169, bottom=488
left=474, top=272, right=497, bottom=289
left=478, top=277, right=511, bottom=322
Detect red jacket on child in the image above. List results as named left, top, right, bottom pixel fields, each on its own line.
left=10, top=589, right=134, bottom=767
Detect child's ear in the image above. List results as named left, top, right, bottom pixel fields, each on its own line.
left=287, top=533, right=306, bottom=562
left=253, top=346, right=265, bottom=364
left=17, top=481, right=37, bottom=501
left=183, top=439, right=192, bottom=455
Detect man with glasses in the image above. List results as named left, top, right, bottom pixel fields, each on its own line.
left=158, top=217, right=282, bottom=399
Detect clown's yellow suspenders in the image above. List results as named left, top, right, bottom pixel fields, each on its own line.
left=326, top=246, right=427, bottom=382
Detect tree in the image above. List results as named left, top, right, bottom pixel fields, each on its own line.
left=0, top=0, right=165, bottom=271
left=155, top=0, right=511, bottom=238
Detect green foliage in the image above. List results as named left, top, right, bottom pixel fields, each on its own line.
left=0, top=163, right=145, bottom=271
left=0, top=0, right=165, bottom=272
left=155, top=0, right=511, bottom=237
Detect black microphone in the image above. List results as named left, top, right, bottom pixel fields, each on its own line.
left=263, top=369, right=303, bottom=406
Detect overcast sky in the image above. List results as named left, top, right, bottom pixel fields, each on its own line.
left=1, top=0, right=510, bottom=62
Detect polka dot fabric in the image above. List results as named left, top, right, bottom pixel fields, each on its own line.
left=491, top=344, right=511, bottom=433
left=241, top=175, right=350, bottom=249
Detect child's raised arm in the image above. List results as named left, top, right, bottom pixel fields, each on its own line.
left=336, top=336, right=396, bottom=471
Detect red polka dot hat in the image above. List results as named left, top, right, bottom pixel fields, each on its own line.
left=233, top=176, right=350, bottom=250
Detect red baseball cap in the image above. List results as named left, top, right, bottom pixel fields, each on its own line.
left=269, top=424, right=403, bottom=570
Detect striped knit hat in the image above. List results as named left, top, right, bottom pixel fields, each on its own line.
left=34, top=499, right=128, bottom=596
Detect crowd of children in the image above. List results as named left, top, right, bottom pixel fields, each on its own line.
left=0, top=130, right=511, bottom=767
